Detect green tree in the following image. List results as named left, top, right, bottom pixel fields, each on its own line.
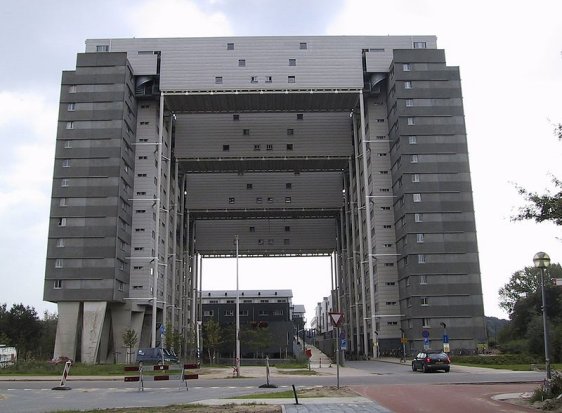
left=499, top=264, right=562, bottom=314
left=203, top=319, right=222, bottom=364
left=122, top=328, right=138, bottom=364
left=37, top=311, right=57, bottom=360
left=513, top=123, right=562, bottom=225
left=5, top=304, right=41, bottom=360
left=163, top=323, right=182, bottom=356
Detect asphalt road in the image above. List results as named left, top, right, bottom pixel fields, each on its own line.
left=0, top=361, right=546, bottom=412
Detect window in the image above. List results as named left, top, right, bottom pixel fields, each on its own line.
left=420, top=275, right=428, bottom=285
left=203, top=310, right=214, bottom=317
left=286, top=183, right=292, bottom=189
left=417, top=233, right=424, bottom=243
left=67, top=103, right=76, bottom=111
left=55, top=259, right=63, bottom=268
left=418, top=254, right=426, bottom=264
left=422, top=318, right=430, bottom=327
left=383, top=243, right=392, bottom=247
left=64, top=141, right=72, bottom=149
left=66, top=121, right=74, bottom=129
left=246, top=183, right=253, bottom=189
left=228, top=197, right=235, bottom=204
left=383, top=224, right=392, bottom=229
left=253, top=144, right=261, bottom=151
left=134, top=247, right=144, bottom=251
left=249, top=226, right=255, bottom=232
left=118, top=281, right=124, bottom=291
left=266, top=144, right=273, bottom=151
left=380, top=206, right=390, bottom=211
left=227, top=42, right=234, bottom=50
left=140, top=121, right=149, bottom=125
left=69, top=85, right=77, bottom=93
left=413, top=193, right=422, bottom=202
left=240, top=310, right=249, bottom=316
left=406, top=298, right=411, bottom=307
left=406, top=99, right=414, bottom=107
left=286, top=144, right=293, bottom=151
left=413, top=41, right=427, bottom=49
left=138, top=156, right=147, bottom=160
left=273, top=310, right=284, bottom=316
left=412, top=174, right=420, bottom=182
left=243, top=129, right=250, bottom=135
left=288, top=76, right=296, bottom=83
left=233, top=114, right=240, bottom=121
left=411, top=154, right=418, bottom=163
left=256, top=197, right=263, bottom=204
left=407, top=117, right=415, bottom=125
left=54, top=280, right=63, bottom=289
left=415, top=213, right=423, bottom=222
left=299, top=42, right=308, bottom=50
left=404, top=81, right=412, bottom=89
left=421, top=297, right=429, bottom=306
left=238, top=59, right=246, bottom=67
left=96, top=45, right=109, bottom=52
left=137, top=173, right=147, bottom=177
left=61, top=179, right=69, bottom=187
left=403, top=63, right=412, bottom=71
left=56, top=239, right=64, bottom=247
left=284, top=238, right=290, bottom=245
left=215, top=76, right=223, bottom=84
left=268, top=238, right=274, bottom=245
left=284, top=226, right=291, bottom=232
left=267, top=197, right=274, bottom=203
left=62, top=159, right=70, bottom=168
left=59, top=198, right=67, bottom=207
left=135, top=228, right=145, bottom=232
left=224, top=310, right=234, bottom=316
left=258, top=239, right=264, bottom=245
left=287, top=128, right=294, bottom=135
left=289, top=58, right=296, bottom=66
left=265, top=76, right=272, bottom=83
left=376, top=135, right=386, bottom=140
left=285, top=197, right=292, bottom=203
left=297, top=113, right=303, bottom=120
left=223, top=144, right=230, bottom=151
left=251, top=76, right=258, bottom=83
left=409, top=135, right=417, bottom=144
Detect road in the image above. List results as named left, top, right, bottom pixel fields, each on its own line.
left=0, top=361, right=545, bottom=412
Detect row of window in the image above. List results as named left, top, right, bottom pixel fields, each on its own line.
left=246, top=183, right=292, bottom=190
left=232, top=113, right=304, bottom=121
left=249, top=225, right=292, bottom=232
left=236, top=58, right=299, bottom=67
left=228, top=196, right=292, bottom=204
left=215, top=75, right=297, bottom=84
left=53, top=279, right=125, bottom=291
left=223, top=143, right=294, bottom=151
left=203, top=309, right=285, bottom=317
left=226, top=42, right=308, bottom=50
left=406, top=297, right=430, bottom=307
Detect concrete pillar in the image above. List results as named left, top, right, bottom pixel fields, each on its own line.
left=53, top=302, right=80, bottom=360
left=81, top=301, right=107, bottom=363
left=111, top=305, right=132, bottom=363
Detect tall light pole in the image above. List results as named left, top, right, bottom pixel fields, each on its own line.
left=235, top=235, right=240, bottom=377
left=440, top=322, right=448, bottom=353
left=533, top=251, right=551, bottom=382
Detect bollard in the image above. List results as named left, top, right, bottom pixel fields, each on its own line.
left=52, top=360, right=72, bottom=390
left=179, top=363, right=199, bottom=391
left=319, top=357, right=322, bottom=368
left=292, top=384, right=300, bottom=405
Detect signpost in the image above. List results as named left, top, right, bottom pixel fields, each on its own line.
left=328, top=312, right=344, bottom=389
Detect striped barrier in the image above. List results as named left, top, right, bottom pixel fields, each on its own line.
left=52, top=360, right=72, bottom=391
left=179, top=363, right=199, bottom=390
left=124, top=363, right=144, bottom=391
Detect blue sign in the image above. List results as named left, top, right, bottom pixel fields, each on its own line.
left=422, top=329, right=430, bottom=338
left=443, top=334, right=449, bottom=344
left=423, top=337, right=430, bottom=345
left=160, top=325, right=166, bottom=335
left=340, top=339, right=348, bottom=351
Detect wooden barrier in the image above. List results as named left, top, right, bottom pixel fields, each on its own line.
left=123, top=364, right=144, bottom=391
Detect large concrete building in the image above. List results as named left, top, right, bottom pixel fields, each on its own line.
left=44, top=36, right=486, bottom=363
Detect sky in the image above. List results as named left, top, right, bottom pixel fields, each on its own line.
left=0, top=0, right=561, bottom=324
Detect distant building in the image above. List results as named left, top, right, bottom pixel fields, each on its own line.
left=201, top=290, right=302, bottom=358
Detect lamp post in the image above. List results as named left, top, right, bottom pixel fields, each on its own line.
left=440, top=322, right=449, bottom=353
left=235, top=235, right=240, bottom=378
left=533, top=251, right=551, bottom=382
left=399, top=328, right=406, bottom=362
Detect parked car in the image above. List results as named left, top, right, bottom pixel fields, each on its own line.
left=136, top=348, right=179, bottom=365
left=411, top=350, right=450, bottom=373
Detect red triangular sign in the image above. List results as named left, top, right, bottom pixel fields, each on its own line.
left=329, top=312, right=344, bottom=327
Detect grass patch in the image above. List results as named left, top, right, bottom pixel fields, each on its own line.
left=273, top=362, right=308, bottom=369
left=53, top=403, right=281, bottom=413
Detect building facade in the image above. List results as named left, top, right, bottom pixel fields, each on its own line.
left=44, top=36, right=486, bottom=363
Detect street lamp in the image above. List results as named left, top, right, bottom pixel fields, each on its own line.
left=235, top=235, right=240, bottom=378
left=440, top=322, right=448, bottom=353
left=533, top=251, right=551, bottom=381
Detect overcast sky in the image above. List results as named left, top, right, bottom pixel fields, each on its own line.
left=1, top=0, right=561, bottom=324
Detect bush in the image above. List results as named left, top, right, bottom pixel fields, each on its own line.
left=530, top=371, right=562, bottom=402
left=454, top=354, right=539, bottom=365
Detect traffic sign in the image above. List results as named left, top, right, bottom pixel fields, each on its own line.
left=423, top=337, right=430, bottom=350
left=422, top=329, right=430, bottom=338
left=328, top=312, right=344, bottom=327
left=443, top=334, right=449, bottom=344
left=340, top=339, right=348, bottom=351
left=400, top=337, right=409, bottom=344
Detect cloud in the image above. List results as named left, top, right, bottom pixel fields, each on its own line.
left=128, top=0, right=233, bottom=37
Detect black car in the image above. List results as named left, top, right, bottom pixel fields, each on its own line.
left=411, top=351, right=450, bottom=373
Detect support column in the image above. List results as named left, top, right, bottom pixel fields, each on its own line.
left=171, top=161, right=179, bottom=332
left=81, top=301, right=107, bottom=363
left=343, top=173, right=356, bottom=354
left=151, top=93, right=165, bottom=348
left=53, top=302, right=81, bottom=360
left=162, top=115, right=173, bottom=328
left=352, top=113, right=369, bottom=358
left=359, top=91, right=377, bottom=358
